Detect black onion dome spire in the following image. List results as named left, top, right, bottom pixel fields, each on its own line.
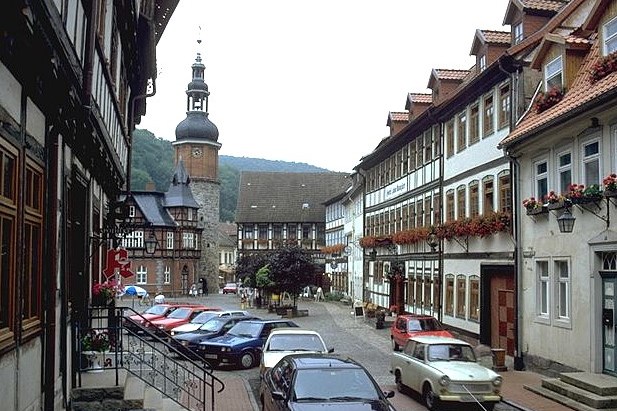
left=175, top=51, right=219, bottom=142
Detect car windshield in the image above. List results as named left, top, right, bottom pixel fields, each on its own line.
left=167, top=307, right=192, bottom=319
left=228, top=322, right=261, bottom=337
left=427, top=344, right=476, bottom=362
left=190, top=312, right=217, bottom=324
left=293, top=368, right=380, bottom=401
left=199, top=318, right=226, bottom=332
left=143, top=305, right=168, bottom=315
left=408, top=318, right=444, bottom=331
left=267, top=334, right=326, bottom=352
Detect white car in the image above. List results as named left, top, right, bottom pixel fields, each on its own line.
left=170, top=310, right=249, bottom=336
left=259, top=329, right=333, bottom=375
left=391, top=335, right=502, bottom=411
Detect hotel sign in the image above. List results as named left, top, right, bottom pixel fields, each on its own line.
left=385, top=179, right=408, bottom=201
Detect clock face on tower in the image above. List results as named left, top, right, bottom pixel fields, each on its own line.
left=191, top=147, right=203, bottom=158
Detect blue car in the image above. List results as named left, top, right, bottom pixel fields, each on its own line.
left=196, top=319, right=299, bottom=369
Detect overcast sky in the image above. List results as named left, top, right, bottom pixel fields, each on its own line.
left=138, top=0, right=509, bottom=173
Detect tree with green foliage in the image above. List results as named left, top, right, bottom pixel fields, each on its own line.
left=267, top=245, right=315, bottom=306
left=235, top=253, right=269, bottom=287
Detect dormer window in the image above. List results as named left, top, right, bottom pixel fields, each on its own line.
left=604, top=16, right=617, bottom=54
left=545, top=56, right=563, bottom=90
left=513, top=22, right=523, bottom=45
left=479, top=55, right=487, bottom=72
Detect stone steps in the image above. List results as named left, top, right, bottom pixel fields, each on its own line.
left=526, top=372, right=617, bottom=410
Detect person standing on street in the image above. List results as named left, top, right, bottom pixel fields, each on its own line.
left=315, top=286, right=324, bottom=302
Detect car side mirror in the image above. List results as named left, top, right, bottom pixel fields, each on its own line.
left=328, top=347, right=334, bottom=353
left=384, top=390, right=395, bottom=398
left=271, top=391, right=286, bottom=401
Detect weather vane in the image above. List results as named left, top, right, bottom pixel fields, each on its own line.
left=197, top=25, right=202, bottom=44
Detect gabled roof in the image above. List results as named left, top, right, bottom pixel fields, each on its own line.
left=405, top=93, right=432, bottom=110
left=427, top=69, right=471, bottom=88
left=499, top=38, right=617, bottom=149
left=387, top=111, right=408, bottom=126
left=530, top=32, right=592, bottom=69
left=504, top=0, right=569, bottom=25
left=235, top=172, right=350, bottom=223
left=164, top=160, right=201, bottom=208
left=470, top=29, right=511, bottom=55
left=131, top=192, right=177, bottom=227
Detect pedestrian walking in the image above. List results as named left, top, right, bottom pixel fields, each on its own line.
left=190, top=283, right=198, bottom=297
left=315, top=286, right=324, bottom=302
left=240, top=292, right=247, bottom=309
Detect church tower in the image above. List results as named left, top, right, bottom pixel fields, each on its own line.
left=172, top=41, right=220, bottom=294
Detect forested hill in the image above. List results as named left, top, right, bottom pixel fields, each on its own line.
left=131, top=129, right=331, bottom=222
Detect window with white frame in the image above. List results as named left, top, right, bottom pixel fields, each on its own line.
left=557, top=150, right=572, bottom=194
left=164, top=266, right=171, bottom=284
left=456, top=186, right=466, bottom=219
left=479, top=54, right=486, bottom=72
left=469, top=104, right=480, bottom=145
left=604, top=16, right=617, bottom=54
left=128, top=205, right=135, bottom=217
left=537, top=260, right=549, bottom=319
left=166, top=232, right=173, bottom=249
left=555, top=259, right=570, bottom=321
left=534, top=159, right=548, bottom=201
left=498, top=84, right=510, bottom=129
left=183, top=232, right=195, bottom=249
left=136, top=265, right=147, bottom=284
left=121, top=230, right=144, bottom=248
left=582, top=140, right=600, bottom=187
left=457, top=111, right=467, bottom=152
left=513, top=22, right=523, bottom=44
left=187, top=208, right=193, bottom=221
left=545, top=56, right=563, bottom=90
left=484, top=93, right=494, bottom=136
left=499, top=172, right=512, bottom=213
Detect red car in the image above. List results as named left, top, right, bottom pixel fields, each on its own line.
left=149, top=306, right=217, bottom=335
left=222, top=283, right=238, bottom=294
left=390, top=314, right=453, bottom=351
left=125, top=303, right=183, bottom=331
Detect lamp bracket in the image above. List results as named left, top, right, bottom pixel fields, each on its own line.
left=452, top=236, right=469, bottom=253
left=574, top=198, right=609, bottom=228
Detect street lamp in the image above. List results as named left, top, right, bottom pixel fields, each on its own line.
left=144, top=231, right=158, bottom=254
left=557, top=208, right=576, bottom=233
left=426, top=226, right=439, bottom=251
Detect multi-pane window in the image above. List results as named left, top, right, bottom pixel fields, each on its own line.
left=432, top=274, right=440, bottom=313
left=483, top=177, right=494, bottom=214
left=287, top=223, right=297, bottom=240
left=484, top=94, right=494, bottom=136
left=243, top=225, right=253, bottom=240
left=604, top=16, right=617, bottom=54
left=456, top=186, right=466, bottom=219
left=545, top=56, right=563, bottom=90
left=0, top=147, right=16, bottom=344
left=187, top=208, right=193, bottom=221
left=557, top=151, right=572, bottom=194
left=164, top=266, right=171, bottom=284
left=122, top=230, right=144, bottom=248
left=433, top=193, right=441, bottom=225
left=424, top=198, right=432, bottom=227
left=409, top=141, right=417, bottom=170
left=537, top=260, right=549, bottom=317
left=424, top=130, right=432, bottom=162
left=555, top=260, right=570, bottom=320
left=433, top=125, right=441, bottom=157
left=446, top=119, right=455, bottom=158
left=513, top=22, right=523, bottom=44
left=128, top=205, right=135, bottom=217
left=182, top=232, right=195, bottom=249
left=469, top=104, right=480, bottom=144
left=446, top=190, right=455, bottom=222
left=445, top=275, right=454, bottom=316
left=166, top=232, right=173, bottom=249
left=258, top=224, right=268, bottom=240
left=469, top=276, right=480, bottom=321
left=499, top=84, right=510, bottom=129
left=456, top=275, right=466, bottom=318
left=402, top=205, right=409, bottom=230
left=273, top=224, right=282, bottom=240
left=469, top=181, right=479, bottom=218
left=534, top=160, right=548, bottom=201
left=479, top=55, right=486, bottom=72
left=136, top=265, right=147, bottom=284
left=498, top=172, right=512, bottom=213
left=457, top=111, right=467, bottom=152
left=582, top=140, right=600, bottom=187
left=416, top=202, right=423, bottom=228
left=23, top=162, right=43, bottom=332
left=302, top=223, right=311, bottom=240
left=416, top=137, right=424, bottom=167
left=401, top=145, right=409, bottom=175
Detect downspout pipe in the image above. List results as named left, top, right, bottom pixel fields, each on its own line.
left=509, top=152, right=525, bottom=371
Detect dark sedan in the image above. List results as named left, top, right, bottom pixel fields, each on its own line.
left=260, top=353, right=396, bottom=410
left=170, top=315, right=260, bottom=359
left=196, top=319, right=298, bottom=369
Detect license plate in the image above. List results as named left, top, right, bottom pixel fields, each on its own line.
left=203, top=354, right=218, bottom=359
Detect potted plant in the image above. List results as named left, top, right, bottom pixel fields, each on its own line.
left=590, top=51, right=617, bottom=84
left=545, top=190, right=569, bottom=210
left=567, top=183, right=603, bottom=204
left=92, top=280, right=118, bottom=307
left=604, top=173, right=617, bottom=197
left=522, top=197, right=546, bottom=215
left=534, top=85, right=564, bottom=114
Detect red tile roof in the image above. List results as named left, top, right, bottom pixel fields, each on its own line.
left=408, top=93, right=432, bottom=104
left=433, top=69, right=470, bottom=81
left=479, top=30, right=511, bottom=44
left=388, top=112, right=408, bottom=122
left=499, top=39, right=617, bottom=148
left=523, top=0, right=570, bottom=13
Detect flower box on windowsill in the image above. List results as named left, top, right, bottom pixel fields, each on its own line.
left=569, top=195, right=603, bottom=205
left=526, top=206, right=548, bottom=216
left=547, top=200, right=570, bottom=211
left=605, top=189, right=617, bottom=199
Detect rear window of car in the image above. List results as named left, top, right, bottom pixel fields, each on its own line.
left=293, top=368, right=379, bottom=401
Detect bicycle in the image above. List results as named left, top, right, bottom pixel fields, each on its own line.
left=138, top=293, right=151, bottom=306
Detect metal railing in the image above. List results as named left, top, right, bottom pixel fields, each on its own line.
left=76, top=306, right=224, bottom=410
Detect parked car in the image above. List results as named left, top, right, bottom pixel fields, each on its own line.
left=196, top=319, right=299, bottom=369
left=147, top=305, right=212, bottom=335
left=222, top=283, right=238, bottom=294
left=124, top=303, right=183, bottom=332
left=260, top=329, right=333, bottom=376
left=169, top=309, right=245, bottom=336
left=390, top=314, right=452, bottom=351
left=260, top=353, right=396, bottom=411
left=169, top=315, right=260, bottom=359
left=390, top=335, right=502, bottom=411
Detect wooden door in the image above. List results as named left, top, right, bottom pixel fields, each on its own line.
left=490, top=274, right=515, bottom=355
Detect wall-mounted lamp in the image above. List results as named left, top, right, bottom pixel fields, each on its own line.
left=144, top=231, right=158, bottom=254
left=368, top=248, right=377, bottom=261
left=557, top=208, right=576, bottom=233
left=426, top=226, right=439, bottom=251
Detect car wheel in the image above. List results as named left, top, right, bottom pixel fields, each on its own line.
left=240, top=351, right=255, bottom=369
left=391, top=337, right=399, bottom=351
left=394, top=371, right=407, bottom=394
left=482, top=403, right=495, bottom=411
left=423, top=383, right=440, bottom=410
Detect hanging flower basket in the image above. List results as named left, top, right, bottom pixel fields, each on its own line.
left=534, top=86, right=564, bottom=114
left=603, top=173, right=617, bottom=197
left=566, top=183, right=603, bottom=205
left=590, top=51, right=617, bottom=84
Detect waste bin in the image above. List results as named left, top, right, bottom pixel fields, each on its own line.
left=375, top=310, right=386, bottom=329
left=491, top=348, right=507, bottom=371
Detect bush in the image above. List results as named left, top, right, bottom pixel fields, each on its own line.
left=325, top=291, right=345, bottom=301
